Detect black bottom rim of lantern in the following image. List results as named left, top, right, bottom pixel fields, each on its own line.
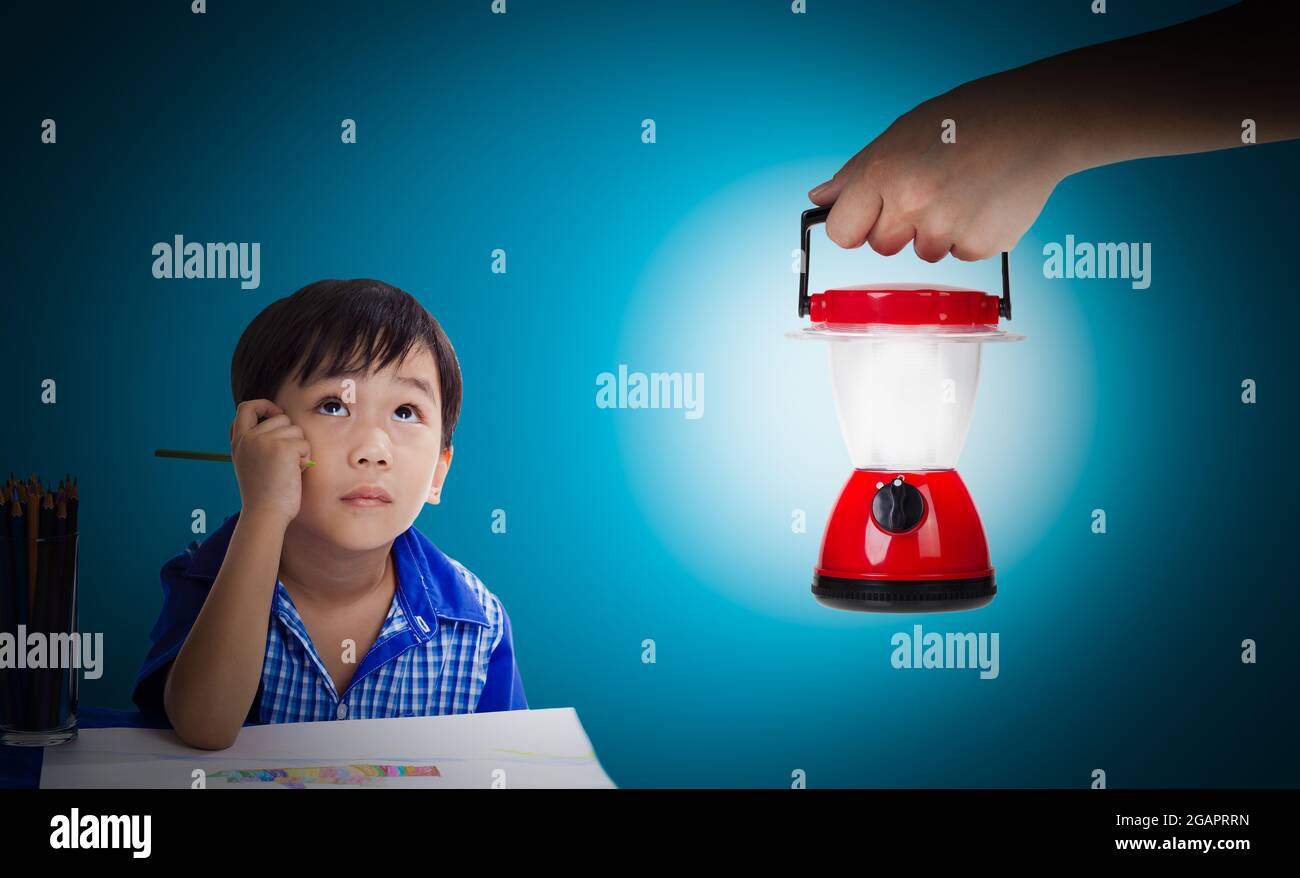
left=811, top=574, right=996, bottom=613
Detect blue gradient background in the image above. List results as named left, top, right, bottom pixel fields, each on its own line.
left=2, top=0, right=1296, bottom=787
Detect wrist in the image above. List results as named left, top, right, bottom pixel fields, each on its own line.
left=957, top=69, right=1090, bottom=181
left=239, top=505, right=293, bottom=534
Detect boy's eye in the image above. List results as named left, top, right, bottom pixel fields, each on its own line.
left=315, top=398, right=423, bottom=423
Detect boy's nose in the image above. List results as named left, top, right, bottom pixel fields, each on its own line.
left=352, top=451, right=390, bottom=467
left=351, top=441, right=392, bottom=468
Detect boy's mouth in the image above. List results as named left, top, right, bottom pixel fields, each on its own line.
left=341, top=485, right=393, bottom=507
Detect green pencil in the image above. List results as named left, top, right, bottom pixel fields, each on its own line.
left=155, top=449, right=315, bottom=466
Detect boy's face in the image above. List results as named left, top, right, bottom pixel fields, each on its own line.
left=273, top=345, right=453, bottom=551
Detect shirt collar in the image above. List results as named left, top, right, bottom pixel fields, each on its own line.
left=182, top=512, right=490, bottom=631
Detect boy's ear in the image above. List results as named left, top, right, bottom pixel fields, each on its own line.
left=428, top=445, right=454, bottom=505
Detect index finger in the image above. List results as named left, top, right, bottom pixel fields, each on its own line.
left=825, top=178, right=884, bottom=250
left=232, top=399, right=285, bottom=439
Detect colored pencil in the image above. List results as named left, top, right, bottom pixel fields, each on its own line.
left=5, top=493, right=30, bottom=728
left=45, top=493, right=69, bottom=729
left=155, top=448, right=315, bottom=466
left=32, top=493, right=56, bottom=728
left=25, top=480, right=38, bottom=626
left=0, top=495, right=17, bottom=727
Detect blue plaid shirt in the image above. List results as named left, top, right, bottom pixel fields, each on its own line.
left=132, top=511, right=527, bottom=725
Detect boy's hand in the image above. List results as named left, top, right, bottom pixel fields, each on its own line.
left=229, top=399, right=314, bottom=525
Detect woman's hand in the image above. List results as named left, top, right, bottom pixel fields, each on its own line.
left=807, top=81, right=1070, bottom=263
left=806, top=3, right=1299, bottom=265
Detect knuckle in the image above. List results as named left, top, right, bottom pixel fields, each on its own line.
left=841, top=147, right=869, bottom=176
left=924, top=204, right=958, bottom=237
left=894, top=176, right=937, bottom=216
left=828, top=225, right=863, bottom=250
left=868, top=234, right=902, bottom=257
left=862, top=152, right=899, bottom=184
left=951, top=240, right=991, bottom=261
left=914, top=243, right=942, bottom=263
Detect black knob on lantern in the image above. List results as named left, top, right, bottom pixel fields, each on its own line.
left=871, top=478, right=925, bottom=533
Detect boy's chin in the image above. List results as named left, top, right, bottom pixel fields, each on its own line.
left=291, top=506, right=404, bottom=550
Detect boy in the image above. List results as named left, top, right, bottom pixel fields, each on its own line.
left=132, top=278, right=527, bottom=750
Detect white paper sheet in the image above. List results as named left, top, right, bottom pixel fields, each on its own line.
left=40, top=707, right=616, bottom=789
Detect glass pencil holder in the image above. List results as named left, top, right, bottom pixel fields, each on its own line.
left=0, top=531, right=80, bottom=746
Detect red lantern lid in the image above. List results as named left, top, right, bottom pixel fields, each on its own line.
left=808, top=284, right=1002, bottom=327
left=796, top=206, right=1014, bottom=327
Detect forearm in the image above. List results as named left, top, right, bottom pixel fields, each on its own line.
left=164, top=508, right=288, bottom=749
left=962, top=2, right=1297, bottom=176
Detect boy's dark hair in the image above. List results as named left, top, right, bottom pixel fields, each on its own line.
left=231, top=279, right=462, bottom=451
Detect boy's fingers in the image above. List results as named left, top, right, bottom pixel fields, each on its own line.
left=248, top=413, right=290, bottom=437
left=245, top=398, right=283, bottom=416
left=233, top=399, right=286, bottom=441
left=262, top=423, right=305, bottom=440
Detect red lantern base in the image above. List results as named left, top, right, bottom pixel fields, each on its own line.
left=811, top=468, right=997, bottom=613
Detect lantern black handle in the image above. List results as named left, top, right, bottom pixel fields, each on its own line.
left=798, top=205, right=1011, bottom=320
